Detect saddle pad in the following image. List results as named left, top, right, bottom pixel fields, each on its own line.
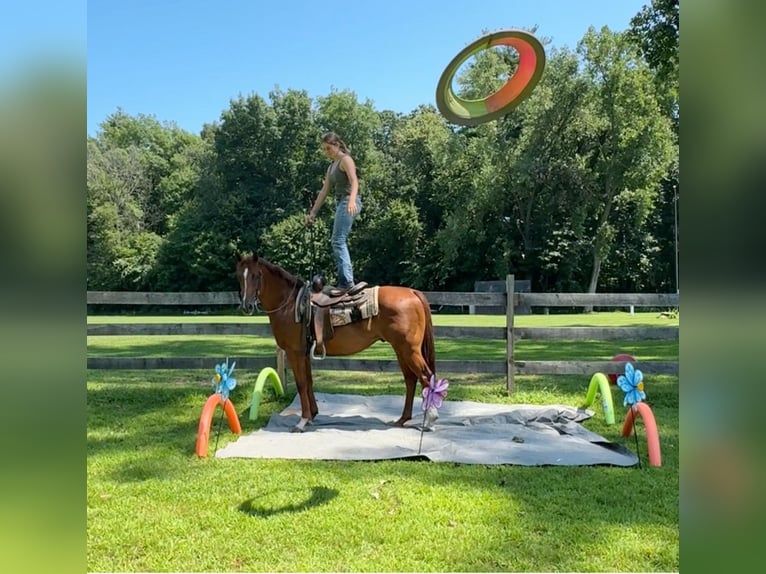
left=329, top=286, right=379, bottom=326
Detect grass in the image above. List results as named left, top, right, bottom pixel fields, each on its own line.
left=87, top=311, right=679, bottom=363
left=87, top=313, right=679, bottom=572
left=88, top=309, right=679, bottom=327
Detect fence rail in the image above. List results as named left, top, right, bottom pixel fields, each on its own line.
left=87, top=278, right=679, bottom=393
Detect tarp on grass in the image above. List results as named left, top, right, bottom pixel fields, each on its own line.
left=215, top=392, right=637, bottom=466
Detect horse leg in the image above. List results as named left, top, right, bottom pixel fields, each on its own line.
left=286, top=349, right=315, bottom=433
left=306, top=366, right=319, bottom=420
left=391, top=354, right=419, bottom=427
left=391, top=336, right=435, bottom=426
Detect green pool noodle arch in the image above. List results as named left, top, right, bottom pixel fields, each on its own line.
left=249, top=367, right=285, bottom=420
left=581, top=373, right=616, bottom=424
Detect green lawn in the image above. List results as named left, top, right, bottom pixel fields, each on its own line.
left=87, top=312, right=679, bottom=572
left=87, top=311, right=678, bottom=362
left=88, top=309, right=679, bottom=327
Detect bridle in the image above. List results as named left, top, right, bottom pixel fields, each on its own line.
left=240, top=263, right=296, bottom=316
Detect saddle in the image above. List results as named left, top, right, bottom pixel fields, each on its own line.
left=310, top=277, right=369, bottom=307
left=301, top=275, right=373, bottom=359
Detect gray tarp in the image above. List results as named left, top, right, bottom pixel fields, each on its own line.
left=215, top=392, right=638, bottom=466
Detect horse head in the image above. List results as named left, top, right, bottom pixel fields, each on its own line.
left=235, top=253, right=261, bottom=315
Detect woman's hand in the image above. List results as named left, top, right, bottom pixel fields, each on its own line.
left=347, top=196, right=359, bottom=215
left=306, top=212, right=316, bottom=225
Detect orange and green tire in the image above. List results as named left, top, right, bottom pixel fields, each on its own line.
left=436, top=30, right=545, bottom=126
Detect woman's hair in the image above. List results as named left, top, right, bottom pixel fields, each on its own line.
left=321, top=132, right=349, bottom=154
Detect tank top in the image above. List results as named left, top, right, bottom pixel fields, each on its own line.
left=328, top=157, right=351, bottom=199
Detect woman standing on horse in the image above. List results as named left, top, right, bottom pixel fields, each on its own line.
left=305, top=132, right=361, bottom=292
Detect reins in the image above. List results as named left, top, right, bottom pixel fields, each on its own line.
left=252, top=271, right=300, bottom=316
left=254, top=288, right=295, bottom=315
left=304, top=195, right=320, bottom=282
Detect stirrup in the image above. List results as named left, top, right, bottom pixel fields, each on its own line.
left=309, top=340, right=326, bottom=361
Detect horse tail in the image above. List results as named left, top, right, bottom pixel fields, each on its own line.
left=414, top=290, right=436, bottom=377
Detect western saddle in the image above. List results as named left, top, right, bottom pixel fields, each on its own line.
left=304, top=274, right=369, bottom=359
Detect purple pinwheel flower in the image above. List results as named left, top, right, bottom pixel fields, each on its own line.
left=422, top=375, right=449, bottom=411
left=617, top=362, right=645, bottom=408
left=212, top=360, right=237, bottom=402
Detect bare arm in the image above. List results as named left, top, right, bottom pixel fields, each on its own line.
left=340, top=155, right=359, bottom=215
left=306, top=173, right=331, bottom=224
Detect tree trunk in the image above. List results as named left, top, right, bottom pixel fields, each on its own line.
left=585, top=180, right=614, bottom=314
left=584, top=252, right=602, bottom=314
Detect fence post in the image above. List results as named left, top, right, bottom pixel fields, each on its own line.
left=276, top=347, right=287, bottom=390
left=506, top=274, right=515, bottom=395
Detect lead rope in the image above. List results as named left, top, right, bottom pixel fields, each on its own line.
left=305, top=200, right=320, bottom=356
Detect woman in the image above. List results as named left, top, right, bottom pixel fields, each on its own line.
left=306, top=132, right=361, bottom=291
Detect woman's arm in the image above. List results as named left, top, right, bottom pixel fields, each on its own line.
left=306, top=173, right=331, bottom=223
left=340, top=155, right=359, bottom=215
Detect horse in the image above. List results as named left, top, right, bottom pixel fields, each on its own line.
left=235, top=254, right=436, bottom=432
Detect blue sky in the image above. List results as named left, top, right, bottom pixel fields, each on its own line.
left=86, top=0, right=648, bottom=136
left=1, top=2, right=85, bottom=77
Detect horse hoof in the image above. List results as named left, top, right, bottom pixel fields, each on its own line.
left=291, top=426, right=304, bottom=433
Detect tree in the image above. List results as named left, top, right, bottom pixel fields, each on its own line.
left=87, top=138, right=164, bottom=290
left=261, top=214, right=334, bottom=282
left=495, top=47, right=594, bottom=291
left=353, top=199, right=423, bottom=287
left=577, top=27, right=675, bottom=302
left=87, top=111, right=204, bottom=289
left=98, top=110, right=203, bottom=235
left=628, top=0, right=679, bottom=293
left=628, top=0, right=679, bottom=104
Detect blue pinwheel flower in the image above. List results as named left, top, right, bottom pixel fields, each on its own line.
left=422, top=375, right=449, bottom=411
left=212, top=360, right=237, bottom=402
left=617, top=362, right=645, bottom=408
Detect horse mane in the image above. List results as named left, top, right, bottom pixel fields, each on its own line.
left=254, top=256, right=305, bottom=289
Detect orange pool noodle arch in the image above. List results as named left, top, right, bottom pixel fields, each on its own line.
left=196, top=393, right=242, bottom=458
left=621, top=402, right=661, bottom=467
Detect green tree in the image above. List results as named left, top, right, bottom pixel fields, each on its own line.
left=577, top=27, right=675, bottom=300
left=98, top=110, right=203, bottom=235
left=87, top=111, right=204, bottom=289
left=261, top=214, right=334, bottom=282
left=383, top=106, right=458, bottom=287
left=628, top=0, right=679, bottom=109
left=628, top=0, right=679, bottom=293
left=155, top=91, right=309, bottom=291
left=269, top=88, right=320, bottom=210
left=87, top=138, right=161, bottom=289
left=353, top=199, right=423, bottom=287
left=495, top=47, right=594, bottom=291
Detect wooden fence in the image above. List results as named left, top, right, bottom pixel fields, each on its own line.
left=87, top=276, right=678, bottom=393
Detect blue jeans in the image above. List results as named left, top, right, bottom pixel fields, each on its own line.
left=331, top=195, right=361, bottom=287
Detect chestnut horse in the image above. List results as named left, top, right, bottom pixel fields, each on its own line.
left=236, top=254, right=436, bottom=432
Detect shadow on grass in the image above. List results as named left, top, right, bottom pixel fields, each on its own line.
left=110, top=455, right=187, bottom=482
left=238, top=486, right=339, bottom=518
